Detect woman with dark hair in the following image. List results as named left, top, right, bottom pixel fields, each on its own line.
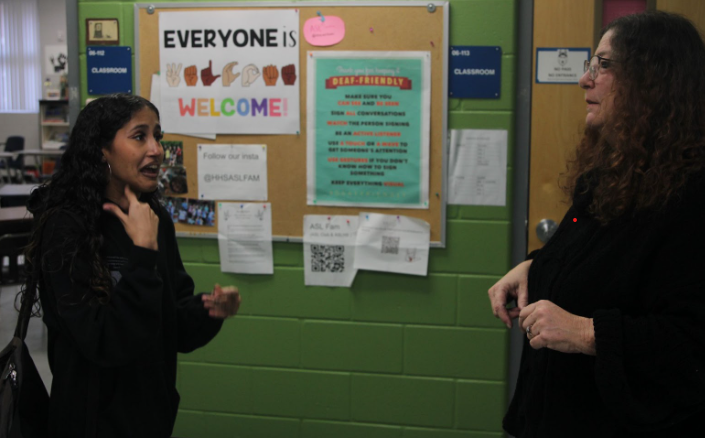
left=488, top=11, right=705, bottom=437
left=24, top=93, right=240, bottom=437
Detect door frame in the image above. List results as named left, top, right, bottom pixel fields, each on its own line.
left=507, top=0, right=532, bottom=431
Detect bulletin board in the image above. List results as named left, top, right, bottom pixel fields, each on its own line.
left=135, top=1, right=449, bottom=245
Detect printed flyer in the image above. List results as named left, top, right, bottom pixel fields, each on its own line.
left=159, top=9, right=300, bottom=134
left=306, top=51, right=431, bottom=208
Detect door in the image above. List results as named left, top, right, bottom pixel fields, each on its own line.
left=529, top=0, right=596, bottom=253
left=528, top=0, right=704, bottom=253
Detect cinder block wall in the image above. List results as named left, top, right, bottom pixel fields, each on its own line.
left=77, top=0, right=517, bottom=436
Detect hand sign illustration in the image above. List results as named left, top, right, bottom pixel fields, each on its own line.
left=166, top=63, right=182, bottom=87
left=184, top=65, right=198, bottom=86
left=201, top=60, right=220, bottom=86
left=262, top=65, right=279, bottom=86
left=281, top=64, right=297, bottom=85
left=241, top=64, right=260, bottom=87
left=222, top=61, right=240, bottom=87
left=406, top=248, right=417, bottom=262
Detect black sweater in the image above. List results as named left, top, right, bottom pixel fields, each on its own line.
left=37, top=204, right=222, bottom=437
left=504, top=175, right=705, bottom=437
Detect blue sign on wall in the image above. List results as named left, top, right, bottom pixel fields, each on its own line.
left=86, top=46, right=132, bottom=95
left=449, top=46, right=501, bottom=99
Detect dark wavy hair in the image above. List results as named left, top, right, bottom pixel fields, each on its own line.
left=564, top=11, right=705, bottom=223
left=23, top=93, right=160, bottom=308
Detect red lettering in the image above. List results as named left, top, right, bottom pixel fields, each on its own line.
left=178, top=98, right=196, bottom=116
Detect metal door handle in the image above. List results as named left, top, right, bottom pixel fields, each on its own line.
left=536, top=219, right=557, bottom=243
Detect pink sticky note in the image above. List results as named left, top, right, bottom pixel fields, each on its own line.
left=303, top=15, right=345, bottom=46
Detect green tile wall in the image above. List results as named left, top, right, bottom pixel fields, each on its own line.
left=77, top=0, right=517, bottom=436
left=351, top=374, right=455, bottom=428
left=203, top=413, right=301, bottom=438
left=403, top=326, right=507, bottom=380
left=403, top=428, right=503, bottom=438
left=202, top=317, right=301, bottom=367
left=251, top=368, right=350, bottom=420
left=179, top=363, right=253, bottom=413
left=302, top=420, right=402, bottom=438
left=455, top=381, right=507, bottom=431
left=301, top=321, right=403, bottom=373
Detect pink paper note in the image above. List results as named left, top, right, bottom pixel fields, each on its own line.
left=303, top=15, right=345, bottom=47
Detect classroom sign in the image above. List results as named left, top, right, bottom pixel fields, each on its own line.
left=87, top=46, right=132, bottom=94
left=306, top=51, right=431, bottom=209
left=158, top=9, right=300, bottom=134
left=449, top=46, right=501, bottom=99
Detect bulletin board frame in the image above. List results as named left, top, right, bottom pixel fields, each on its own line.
left=134, top=1, right=449, bottom=246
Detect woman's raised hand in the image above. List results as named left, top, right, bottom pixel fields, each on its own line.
left=202, top=284, right=241, bottom=319
left=487, top=260, right=532, bottom=328
left=103, top=185, right=160, bottom=250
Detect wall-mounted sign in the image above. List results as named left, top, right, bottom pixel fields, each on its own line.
left=86, top=46, right=132, bottom=95
left=85, top=18, right=119, bottom=46
left=449, top=46, right=501, bottom=99
left=535, top=48, right=590, bottom=84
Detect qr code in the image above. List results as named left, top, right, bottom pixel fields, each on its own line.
left=311, top=244, right=345, bottom=273
left=381, top=236, right=400, bottom=254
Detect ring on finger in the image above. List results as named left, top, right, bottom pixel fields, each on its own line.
left=526, top=324, right=533, bottom=338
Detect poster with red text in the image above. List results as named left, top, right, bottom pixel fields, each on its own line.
left=159, top=10, right=299, bottom=134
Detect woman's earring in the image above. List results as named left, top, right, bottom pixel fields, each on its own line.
left=106, top=162, right=112, bottom=178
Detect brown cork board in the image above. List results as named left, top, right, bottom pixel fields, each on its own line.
left=136, top=3, right=447, bottom=243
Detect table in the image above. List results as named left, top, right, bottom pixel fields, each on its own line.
left=0, top=152, right=15, bottom=181
left=1, top=150, right=65, bottom=182
left=0, top=206, right=33, bottom=283
left=0, top=184, right=38, bottom=207
left=20, top=149, right=65, bottom=176
left=0, top=206, right=33, bottom=235
left=21, top=149, right=64, bottom=157
left=0, top=184, right=38, bottom=197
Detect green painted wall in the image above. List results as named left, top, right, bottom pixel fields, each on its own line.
left=77, top=0, right=517, bottom=436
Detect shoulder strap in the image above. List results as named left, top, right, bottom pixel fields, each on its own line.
left=14, top=279, right=36, bottom=341
left=14, top=247, right=39, bottom=341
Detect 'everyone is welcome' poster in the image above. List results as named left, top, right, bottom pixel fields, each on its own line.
left=159, top=9, right=300, bottom=134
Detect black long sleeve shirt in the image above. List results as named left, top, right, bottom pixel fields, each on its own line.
left=504, top=175, right=705, bottom=437
left=38, top=204, right=222, bottom=437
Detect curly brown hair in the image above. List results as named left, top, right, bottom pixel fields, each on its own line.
left=564, top=11, right=705, bottom=224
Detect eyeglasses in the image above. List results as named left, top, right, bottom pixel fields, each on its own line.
left=583, top=55, right=615, bottom=80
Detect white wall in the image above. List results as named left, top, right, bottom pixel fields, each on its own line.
left=0, top=114, right=39, bottom=148
left=39, top=0, right=68, bottom=99
left=0, top=0, right=66, bottom=149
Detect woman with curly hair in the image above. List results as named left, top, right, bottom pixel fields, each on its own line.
left=488, top=11, right=705, bottom=437
left=24, top=93, right=241, bottom=437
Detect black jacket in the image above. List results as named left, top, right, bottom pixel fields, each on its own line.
left=504, top=175, right=705, bottom=437
left=37, top=203, right=222, bottom=437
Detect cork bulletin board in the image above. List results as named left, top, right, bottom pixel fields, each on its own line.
left=135, top=1, right=449, bottom=245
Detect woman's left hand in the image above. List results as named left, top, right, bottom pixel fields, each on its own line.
left=202, top=284, right=241, bottom=319
left=519, top=300, right=596, bottom=355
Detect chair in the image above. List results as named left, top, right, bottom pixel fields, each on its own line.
left=43, top=144, right=66, bottom=180
left=0, top=136, right=25, bottom=183
left=0, top=232, right=30, bottom=284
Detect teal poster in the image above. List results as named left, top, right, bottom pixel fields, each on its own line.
left=307, top=51, right=430, bottom=208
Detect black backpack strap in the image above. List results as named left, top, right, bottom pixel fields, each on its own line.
left=14, top=275, right=37, bottom=341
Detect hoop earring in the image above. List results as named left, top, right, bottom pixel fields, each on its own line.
left=106, top=162, right=112, bottom=178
